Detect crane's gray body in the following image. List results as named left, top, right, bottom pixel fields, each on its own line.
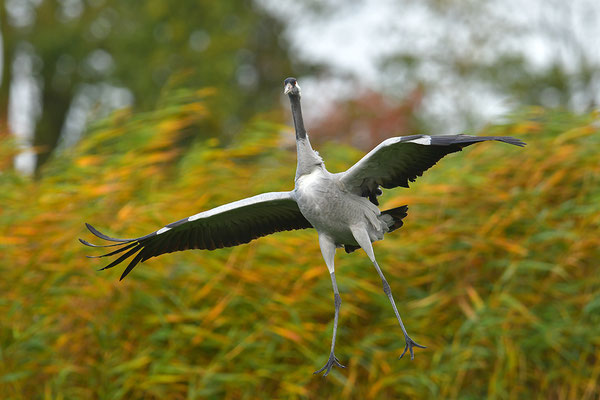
left=292, top=141, right=390, bottom=261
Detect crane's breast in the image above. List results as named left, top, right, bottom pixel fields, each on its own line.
left=295, top=169, right=383, bottom=245
left=295, top=169, right=330, bottom=213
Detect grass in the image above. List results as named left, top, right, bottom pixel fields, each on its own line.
left=1, top=94, right=599, bottom=399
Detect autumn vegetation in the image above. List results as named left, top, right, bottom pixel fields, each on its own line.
left=1, top=88, right=598, bottom=398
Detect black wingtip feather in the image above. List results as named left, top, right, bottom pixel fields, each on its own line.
left=489, top=136, right=526, bottom=147
left=79, top=237, right=124, bottom=248
left=79, top=238, right=95, bottom=247
left=429, top=135, right=526, bottom=148
left=87, top=242, right=140, bottom=259
left=119, top=251, right=145, bottom=281
left=505, top=138, right=526, bottom=147
left=99, top=246, right=141, bottom=271
left=85, top=223, right=131, bottom=243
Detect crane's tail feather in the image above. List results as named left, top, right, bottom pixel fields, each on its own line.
left=344, top=205, right=408, bottom=253
left=382, top=205, right=409, bottom=232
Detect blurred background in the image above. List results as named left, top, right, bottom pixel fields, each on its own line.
left=0, top=0, right=599, bottom=398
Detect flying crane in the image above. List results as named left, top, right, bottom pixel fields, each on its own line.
left=82, top=77, right=525, bottom=376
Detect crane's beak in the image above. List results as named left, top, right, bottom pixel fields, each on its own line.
left=284, top=82, right=294, bottom=95
left=284, top=81, right=300, bottom=95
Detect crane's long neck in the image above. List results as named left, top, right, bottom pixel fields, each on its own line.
left=287, top=93, right=323, bottom=179
left=289, top=94, right=307, bottom=139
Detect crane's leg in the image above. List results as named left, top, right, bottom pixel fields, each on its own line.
left=351, top=227, right=426, bottom=360
left=314, top=234, right=346, bottom=376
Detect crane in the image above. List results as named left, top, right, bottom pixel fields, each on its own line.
left=81, top=77, right=525, bottom=376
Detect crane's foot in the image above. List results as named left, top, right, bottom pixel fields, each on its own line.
left=399, top=335, right=426, bottom=360
left=313, top=353, right=346, bottom=377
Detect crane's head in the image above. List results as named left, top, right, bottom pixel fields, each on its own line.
left=283, top=77, right=301, bottom=96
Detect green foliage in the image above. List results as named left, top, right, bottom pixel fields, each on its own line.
left=1, top=0, right=296, bottom=168
left=0, top=94, right=599, bottom=398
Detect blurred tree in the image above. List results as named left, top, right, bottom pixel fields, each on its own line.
left=0, top=4, right=12, bottom=136
left=311, top=86, right=424, bottom=151
left=0, top=0, right=300, bottom=171
left=262, top=0, right=599, bottom=133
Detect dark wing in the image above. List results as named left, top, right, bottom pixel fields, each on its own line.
left=339, top=134, right=525, bottom=202
left=81, top=191, right=312, bottom=280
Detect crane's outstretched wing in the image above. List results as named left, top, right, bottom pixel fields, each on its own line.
left=81, top=191, right=312, bottom=280
left=339, top=134, right=525, bottom=203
